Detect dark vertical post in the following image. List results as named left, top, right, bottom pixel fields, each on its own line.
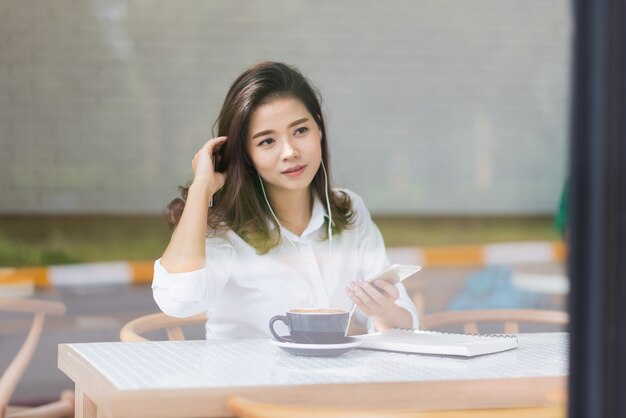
left=568, top=0, right=626, bottom=417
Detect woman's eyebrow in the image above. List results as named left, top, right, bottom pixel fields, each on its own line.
left=251, top=118, right=309, bottom=139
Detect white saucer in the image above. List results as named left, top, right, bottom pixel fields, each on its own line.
left=271, top=337, right=361, bottom=357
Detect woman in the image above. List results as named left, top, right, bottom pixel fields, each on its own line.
left=153, top=61, right=418, bottom=340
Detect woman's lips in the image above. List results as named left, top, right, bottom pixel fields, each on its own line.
left=282, top=165, right=306, bottom=177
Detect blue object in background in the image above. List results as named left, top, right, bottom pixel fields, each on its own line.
left=448, top=265, right=545, bottom=310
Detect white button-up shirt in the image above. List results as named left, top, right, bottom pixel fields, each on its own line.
left=152, top=189, right=419, bottom=340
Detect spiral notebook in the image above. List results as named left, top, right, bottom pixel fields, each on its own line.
left=355, top=329, right=518, bottom=357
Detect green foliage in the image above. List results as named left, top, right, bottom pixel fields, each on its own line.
left=0, top=216, right=560, bottom=267
left=0, top=233, right=81, bottom=266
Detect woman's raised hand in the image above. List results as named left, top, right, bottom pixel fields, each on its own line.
left=191, top=136, right=228, bottom=198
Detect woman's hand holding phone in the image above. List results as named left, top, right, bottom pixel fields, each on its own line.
left=191, top=136, right=228, bottom=202
left=346, top=264, right=420, bottom=330
left=345, top=279, right=400, bottom=322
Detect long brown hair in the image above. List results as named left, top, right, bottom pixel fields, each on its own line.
left=166, top=62, right=354, bottom=253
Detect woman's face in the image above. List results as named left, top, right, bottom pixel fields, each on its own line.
left=246, top=97, right=322, bottom=195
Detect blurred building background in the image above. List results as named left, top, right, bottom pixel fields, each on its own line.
left=0, top=0, right=569, bottom=216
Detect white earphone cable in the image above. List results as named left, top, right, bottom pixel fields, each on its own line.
left=258, top=173, right=300, bottom=254
left=257, top=162, right=334, bottom=303
left=320, top=160, right=333, bottom=301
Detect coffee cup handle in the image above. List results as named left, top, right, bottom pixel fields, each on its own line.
left=269, top=315, right=293, bottom=342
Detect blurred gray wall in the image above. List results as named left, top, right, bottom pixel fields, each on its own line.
left=0, top=0, right=571, bottom=215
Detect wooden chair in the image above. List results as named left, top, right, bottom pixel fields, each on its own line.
left=420, top=309, right=569, bottom=334
left=227, top=396, right=566, bottom=418
left=119, top=312, right=207, bottom=342
left=0, top=296, right=74, bottom=418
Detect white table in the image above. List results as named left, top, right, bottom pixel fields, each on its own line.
left=58, top=333, right=568, bottom=418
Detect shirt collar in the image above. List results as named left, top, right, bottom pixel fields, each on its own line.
left=280, top=194, right=329, bottom=242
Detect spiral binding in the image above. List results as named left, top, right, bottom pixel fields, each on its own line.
left=393, top=328, right=519, bottom=343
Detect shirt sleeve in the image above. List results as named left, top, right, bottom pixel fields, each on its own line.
left=347, top=191, right=420, bottom=331
left=151, top=236, right=235, bottom=318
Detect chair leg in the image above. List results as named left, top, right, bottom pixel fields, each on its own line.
left=0, top=314, right=46, bottom=410
left=166, top=326, right=185, bottom=341
left=6, top=398, right=74, bottom=418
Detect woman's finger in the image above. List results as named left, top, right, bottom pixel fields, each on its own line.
left=347, top=291, right=372, bottom=316
left=197, top=137, right=227, bottom=167
left=373, top=280, right=400, bottom=300
left=351, top=281, right=380, bottom=308
left=203, top=136, right=228, bottom=153
left=358, top=280, right=388, bottom=305
left=193, top=136, right=228, bottom=179
left=346, top=291, right=358, bottom=306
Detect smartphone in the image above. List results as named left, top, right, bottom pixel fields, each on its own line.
left=367, top=264, right=422, bottom=286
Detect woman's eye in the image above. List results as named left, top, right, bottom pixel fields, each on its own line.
left=258, top=138, right=275, bottom=146
left=294, top=127, right=309, bottom=136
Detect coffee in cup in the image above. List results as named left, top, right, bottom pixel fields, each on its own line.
left=269, top=308, right=349, bottom=344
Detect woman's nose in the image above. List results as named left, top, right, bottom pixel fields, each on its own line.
left=281, top=140, right=299, bottom=159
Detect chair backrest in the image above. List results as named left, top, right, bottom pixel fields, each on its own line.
left=227, top=396, right=566, bottom=418
left=0, top=296, right=66, bottom=416
left=420, top=309, right=569, bottom=334
left=119, top=312, right=207, bottom=342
